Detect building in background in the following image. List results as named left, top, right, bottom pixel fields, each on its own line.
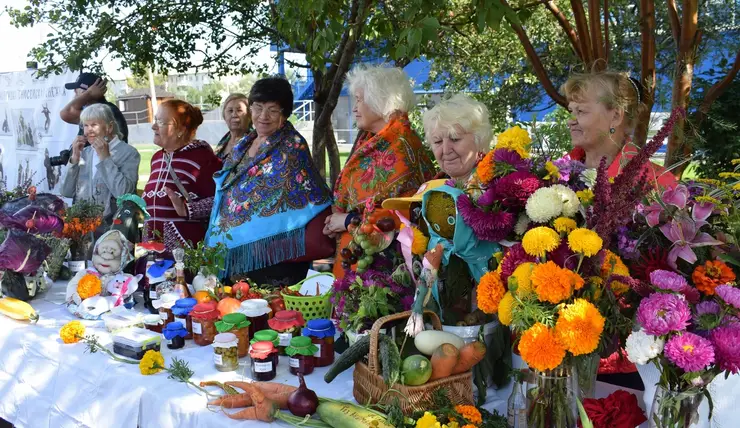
left=118, top=87, right=176, bottom=124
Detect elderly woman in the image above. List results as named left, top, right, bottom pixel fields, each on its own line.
left=563, top=71, right=676, bottom=189
left=323, top=65, right=436, bottom=277
left=60, top=103, right=140, bottom=223
left=214, top=93, right=251, bottom=161
left=143, top=99, right=222, bottom=250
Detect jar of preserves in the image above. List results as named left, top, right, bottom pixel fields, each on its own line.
left=302, top=318, right=336, bottom=367
left=249, top=341, right=277, bottom=381
left=213, top=332, right=239, bottom=372
left=143, top=314, right=163, bottom=334
left=240, top=299, right=272, bottom=339
left=286, top=336, right=318, bottom=376
left=250, top=329, right=280, bottom=368
left=162, top=321, right=188, bottom=350
left=171, top=297, right=197, bottom=340
left=268, top=310, right=305, bottom=355
left=191, top=302, right=220, bottom=346
left=216, top=313, right=251, bottom=358
left=156, top=293, right=178, bottom=325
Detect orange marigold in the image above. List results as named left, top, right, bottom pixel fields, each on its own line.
left=454, top=405, right=482, bottom=425
left=77, top=273, right=102, bottom=300
left=519, top=322, right=566, bottom=371
left=554, top=299, right=605, bottom=356
left=477, top=271, right=506, bottom=314
left=476, top=150, right=496, bottom=184
left=692, top=260, right=736, bottom=295
left=600, top=250, right=629, bottom=278
left=530, top=261, right=584, bottom=304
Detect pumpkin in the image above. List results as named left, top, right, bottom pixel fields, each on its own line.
left=193, top=290, right=212, bottom=304
left=216, top=297, right=241, bottom=317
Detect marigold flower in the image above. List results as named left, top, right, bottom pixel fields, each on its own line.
left=522, top=226, right=560, bottom=257
left=567, top=228, right=603, bottom=257
left=454, top=405, right=482, bottom=425
left=510, top=262, right=535, bottom=297
left=531, top=261, right=584, bottom=303
left=139, top=350, right=165, bottom=375
left=600, top=250, right=630, bottom=278
left=519, top=322, right=566, bottom=371
left=411, top=226, right=430, bottom=255
left=77, top=273, right=102, bottom=300
left=476, top=150, right=496, bottom=184
left=692, top=260, right=736, bottom=295
left=498, top=291, right=515, bottom=326
left=59, top=321, right=85, bottom=344
left=554, top=299, right=605, bottom=356
left=553, top=217, right=577, bottom=234
left=495, top=126, right=531, bottom=158
left=477, top=271, right=506, bottom=314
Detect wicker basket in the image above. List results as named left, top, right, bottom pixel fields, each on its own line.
left=353, top=310, right=474, bottom=415
left=281, top=273, right=334, bottom=321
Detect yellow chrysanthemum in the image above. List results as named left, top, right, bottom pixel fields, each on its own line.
left=531, top=261, right=584, bottom=304
left=454, top=405, right=482, bottom=425
left=519, top=322, right=566, bottom=371
left=494, top=126, right=531, bottom=158
left=600, top=250, right=630, bottom=278
left=567, top=228, right=603, bottom=257
left=416, top=412, right=440, bottom=428
left=576, top=189, right=594, bottom=204
left=411, top=226, right=430, bottom=255
left=477, top=271, right=506, bottom=314
left=554, top=299, right=605, bottom=356
left=553, top=217, right=577, bottom=234
left=544, top=161, right=561, bottom=180
left=521, top=227, right=560, bottom=257
left=498, top=291, right=515, bottom=326
left=443, top=422, right=460, bottom=428
left=77, top=273, right=102, bottom=300
left=510, top=262, right=535, bottom=297
left=59, top=321, right=85, bottom=344
left=139, top=350, right=165, bottom=375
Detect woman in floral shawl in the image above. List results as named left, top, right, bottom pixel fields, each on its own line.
left=322, top=65, right=436, bottom=278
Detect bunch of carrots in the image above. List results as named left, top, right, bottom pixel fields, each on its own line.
left=429, top=341, right=486, bottom=381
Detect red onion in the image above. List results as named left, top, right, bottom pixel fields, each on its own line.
left=287, top=373, right=319, bottom=417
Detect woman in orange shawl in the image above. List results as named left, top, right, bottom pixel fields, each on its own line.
left=323, top=66, right=436, bottom=278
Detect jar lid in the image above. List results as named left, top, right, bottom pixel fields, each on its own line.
left=172, top=297, right=198, bottom=316
left=216, top=312, right=251, bottom=333
left=143, top=314, right=162, bottom=324
left=163, top=321, right=188, bottom=339
left=192, top=302, right=220, bottom=320
left=240, top=299, right=272, bottom=316
left=303, top=318, right=335, bottom=338
left=286, top=336, right=319, bottom=357
left=250, top=329, right=280, bottom=346
left=153, top=292, right=179, bottom=309
left=267, top=310, right=305, bottom=331
left=249, top=340, right=276, bottom=358
left=213, top=332, right=238, bottom=348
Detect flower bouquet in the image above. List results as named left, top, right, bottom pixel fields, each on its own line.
left=62, top=200, right=104, bottom=266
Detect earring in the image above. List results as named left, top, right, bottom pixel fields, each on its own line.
left=609, top=128, right=616, bottom=134
left=103, top=136, right=110, bottom=142
left=178, top=134, right=182, bottom=139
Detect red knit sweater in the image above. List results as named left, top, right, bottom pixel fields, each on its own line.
left=142, top=140, right=222, bottom=250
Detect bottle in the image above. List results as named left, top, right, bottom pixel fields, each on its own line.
left=507, top=370, right=528, bottom=428
left=172, top=248, right=190, bottom=298
left=142, top=252, right=157, bottom=314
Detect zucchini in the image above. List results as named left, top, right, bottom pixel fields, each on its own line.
left=324, top=335, right=370, bottom=383
left=0, top=297, right=39, bottom=322
left=378, top=335, right=401, bottom=386
left=316, top=401, right=393, bottom=428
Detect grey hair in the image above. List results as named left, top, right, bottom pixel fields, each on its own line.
left=422, top=93, right=493, bottom=152
left=346, top=65, right=415, bottom=120
left=80, top=103, right=123, bottom=140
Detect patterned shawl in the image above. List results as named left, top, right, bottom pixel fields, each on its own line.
left=206, top=121, right=332, bottom=277
left=333, top=113, right=436, bottom=213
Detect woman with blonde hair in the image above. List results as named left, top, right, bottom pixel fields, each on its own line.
left=215, top=93, right=251, bottom=161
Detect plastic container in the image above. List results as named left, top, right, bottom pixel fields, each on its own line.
left=286, top=336, right=318, bottom=376
left=102, top=311, right=145, bottom=333
left=240, top=299, right=272, bottom=339
left=171, top=297, right=197, bottom=340
left=268, top=310, right=305, bottom=355
left=112, top=327, right=162, bottom=360
left=162, top=321, right=188, bottom=349
left=143, top=314, right=164, bottom=333
left=249, top=341, right=277, bottom=381
left=302, top=318, right=336, bottom=367
left=213, top=332, right=239, bottom=372
left=191, top=302, right=220, bottom=346
left=251, top=329, right=280, bottom=367
left=216, top=313, right=251, bottom=358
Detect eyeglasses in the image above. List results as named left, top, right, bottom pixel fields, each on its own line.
left=154, top=119, right=174, bottom=127
left=250, top=105, right=282, bottom=118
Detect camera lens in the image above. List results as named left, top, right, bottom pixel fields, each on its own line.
left=49, top=150, right=71, bottom=167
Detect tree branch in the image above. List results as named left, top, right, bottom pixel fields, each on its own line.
left=679, top=0, right=698, bottom=53
left=588, top=0, right=605, bottom=63
left=570, top=0, right=593, bottom=65
left=697, top=47, right=740, bottom=124
left=541, top=0, right=583, bottom=59
left=666, top=0, right=681, bottom=48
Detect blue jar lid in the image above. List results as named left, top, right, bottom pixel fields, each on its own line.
left=303, top=318, right=335, bottom=338
left=163, top=321, right=188, bottom=339
left=172, top=297, right=197, bottom=316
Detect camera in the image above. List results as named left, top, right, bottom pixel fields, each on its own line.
left=48, top=149, right=72, bottom=167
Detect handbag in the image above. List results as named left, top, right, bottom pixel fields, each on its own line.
left=288, top=206, right=336, bottom=263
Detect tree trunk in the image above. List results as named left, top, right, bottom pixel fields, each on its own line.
left=312, top=70, right=328, bottom=180
left=635, top=0, right=656, bottom=146
left=312, top=73, right=343, bottom=186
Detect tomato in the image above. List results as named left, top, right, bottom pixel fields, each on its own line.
left=360, top=224, right=374, bottom=234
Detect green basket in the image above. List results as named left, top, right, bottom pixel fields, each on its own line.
left=281, top=273, right=334, bottom=321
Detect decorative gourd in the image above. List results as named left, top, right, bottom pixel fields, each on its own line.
left=0, top=297, right=39, bottom=322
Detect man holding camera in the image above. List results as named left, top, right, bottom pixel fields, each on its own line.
left=61, top=72, right=129, bottom=143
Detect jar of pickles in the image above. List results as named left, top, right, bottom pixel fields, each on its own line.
left=162, top=321, right=188, bottom=350
left=143, top=314, right=164, bottom=333
left=250, top=329, right=280, bottom=368
left=286, top=336, right=318, bottom=376
left=249, top=341, right=277, bottom=381
left=156, top=293, right=178, bottom=325
left=303, top=318, right=336, bottom=367
left=213, top=332, right=239, bottom=371
left=171, top=297, right=197, bottom=340
left=240, top=299, right=272, bottom=339
left=268, top=310, right=305, bottom=355
left=191, top=302, right=220, bottom=346
left=216, top=313, right=251, bottom=358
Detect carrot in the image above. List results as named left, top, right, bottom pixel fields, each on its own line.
left=223, top=381, right=296, bottom=409
left=429, top=343, right=460, bottom=381
left=209, top=393, right=252, bottom=408
left=223, top=382, right=279, bottom=422
left=200, top=380, right=239, bottom=395
left=451, top=341, right=486, bottom=374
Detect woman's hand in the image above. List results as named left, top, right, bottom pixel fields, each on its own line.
left=165, top=187, right=188, bottom=217
left=322, top=212, right=349, bottom=238
left=69, top=136, right=87, bottom=165
left=90, top=136, right=111, bottom=160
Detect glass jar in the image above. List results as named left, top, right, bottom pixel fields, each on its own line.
left=268, top=310, right=305, bottom=355
left=213, top=332, right=239, bottom=372
left=240, top=299, right=272, bottom=339
left=251, top=330, right=280, bottom=368
left=191, top=302, right=220, bottom=346
left=286, top=336, right=318, bottom=376
left=143, top=314, right=163, bottom=333
left=249, top=341, right=277, bottom=381
left=156, top=293, right=178, bottom=325
left=216, top=313, right=251, bottom=358
left=302, top=318, right=336, bottom=367
left=162, top=321, right=188, bottom=350
left=171, top=297, right=197, bottom=340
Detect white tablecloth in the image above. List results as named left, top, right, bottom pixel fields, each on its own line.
left=0, top=282, right=645, bottom=428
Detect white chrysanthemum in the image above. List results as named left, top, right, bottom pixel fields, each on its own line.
left=625, top=329, right=665, bottom=365
left=525, top=187, right=563, bottom=223
left=550, top=184, right=579, bottom=217
left=514, top=213, right=530, bottom=235
left=580, top=169, right=597, bottom=188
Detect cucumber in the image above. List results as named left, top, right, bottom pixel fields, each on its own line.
left=317, top=401, right=394, bottom=428
left=378, top=334, right=401, bottom=386
left=324, top=335, right=370, bottom=383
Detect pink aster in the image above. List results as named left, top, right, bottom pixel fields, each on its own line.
left=499, top=243, right=536, bottom=284
left=456, top=194, right=515, bottom=242
left=636, top=293, right=692, bottom=336
left=710, top=324, right=740, bottom=374
left=716, top=285, right=740, bottom=310
left=493, top=149, right=530, bottom=171
left=491, top=171, right=542, bottom=208
left=649, top=269, right=700, bottom=304
left=664, top=332, right=715, bottom=372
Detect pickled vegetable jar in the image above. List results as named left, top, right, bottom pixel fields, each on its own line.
left=240, top=299, right=271, bottom=340
left=171, top=297, right=197, bottom=340
left=162, top=321, right=188, bottom=350
left=216, top=312, right=251, bottom=358
left=213, top=332, right=239, bottom=372
left=249, top=341, right=277, bottom=381
left=302, top=318, right=336, bottom=367
left=286, top=336, right=318, bottom=376
left=191, top=302, right=220, bottom=346
left=267, top=310, right=305, bottom=355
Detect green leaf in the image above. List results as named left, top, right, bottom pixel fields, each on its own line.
left=486, top=4, right=505, bottom=31
left=407, top=28, right=422, bottom=48
left=577, top=398, right=594, bottom=428
left=718, top=253, right=740, bottom=268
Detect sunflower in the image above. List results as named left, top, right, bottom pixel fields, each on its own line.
left=59, top=321, right=85, bottom=344
left=531, top=261, right=584, bottom=304
left=567, top=228, right=603, bottom=257
left=77, top=273, right=102, bottom=300
left=554, top=299, right=605, bottom=356
left=139, top=350, right=165, bottom=375
left=553, top=217, right=577, bottom=234
left=498, top=291, right=515, bottom=326
left=522, top=227, right=560, bottom=257
left=477, top=271, right=506, bottom=314
left=510, top=262, right=535, bottom=297
left=692, top=260, right=736, bottom=295
left=519, top=323, right=566, bottom=371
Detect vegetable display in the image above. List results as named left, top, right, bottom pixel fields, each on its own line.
left=0, top=297, right=39, bottom=322
left=287, top=373, right=319, bottom=417
left=413, top=330, right=465, bottom=356
left=324, top=335, right=370, bottom=383
left=316, top=401, right=394, bottom=428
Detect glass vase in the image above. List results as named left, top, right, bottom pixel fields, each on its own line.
left=527, top=364, right=580, bottom=428
left=648, top=385, right=705, bottom=428
left=573, top=352, right=600, bottom=399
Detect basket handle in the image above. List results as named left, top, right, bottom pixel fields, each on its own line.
left=293, top=273, right=335, bottom=287
left=367, top=310, right=442, bottom=376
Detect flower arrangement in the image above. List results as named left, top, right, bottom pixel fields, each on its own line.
left=76, top=273, right=102, bottom=300
left=384, top=388, right=506, bottom=428
left=62, top=200, right=104, bottom=260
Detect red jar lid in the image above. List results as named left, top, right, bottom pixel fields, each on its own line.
left=268, top=310, right=305, bottom=331
left=249, top=340, right=276, bottom=359
left=191, top=302, right=220, bottom=320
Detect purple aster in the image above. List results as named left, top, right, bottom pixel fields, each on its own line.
left=696, top=301, right=721, bottom=317
left=493, top=149, right=530, bottom=172
left=617, top=226, right=639, bottom=260
left=716, top=285, right=740, bottom=310
left=694, top=301, right=721, bottom=331
left=636, top=292, right=692, bottom=336
left=500, top=243, right=536, bottom=284
left=476, top=186, right=497, bottom=207
left=552, top=157, right=586, bottom=186
left=491, top=171, right=542, bottom=208
left=457, top=194, right=515, bottom=241
left=664, top=332, right=715, bottom=372
left=710, top=324, right=740, bottom=374
left=650, top=269, right=700, bottom=304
